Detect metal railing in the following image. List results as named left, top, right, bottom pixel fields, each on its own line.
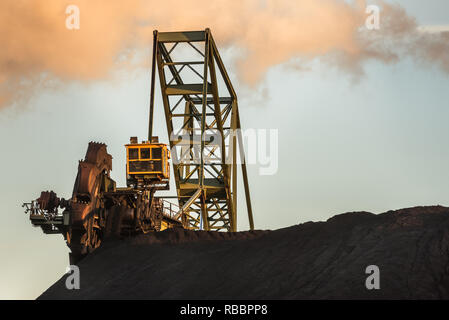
left=160, top=199, right=181, bottom=221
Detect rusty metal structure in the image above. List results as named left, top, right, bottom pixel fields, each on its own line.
left=22, top=29, right=253, bottom=264
left=23, top=141, right=182, bottom=263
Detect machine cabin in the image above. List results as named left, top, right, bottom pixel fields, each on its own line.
left=125, top=136, right=170, bottom=188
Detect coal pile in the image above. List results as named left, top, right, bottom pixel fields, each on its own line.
left=39, top=206, right=449, bottom=299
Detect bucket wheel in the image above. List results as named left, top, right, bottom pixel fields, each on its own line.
left=66, top=142, right=112, bottom=264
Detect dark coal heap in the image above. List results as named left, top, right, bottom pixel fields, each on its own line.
left=39, top=206, right=449, bottom=299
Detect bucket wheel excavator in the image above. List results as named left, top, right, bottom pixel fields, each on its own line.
left=22, top=29, right=254, bottom=264
left=24, top=141, right=179, bottom=264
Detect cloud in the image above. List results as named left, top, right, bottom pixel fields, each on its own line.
left=418, top=25, right=449, bottom=33
left=0, top=0, right=448, bottom=109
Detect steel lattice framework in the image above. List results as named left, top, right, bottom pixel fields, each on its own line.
left=148, top=29, right=254, bottom=231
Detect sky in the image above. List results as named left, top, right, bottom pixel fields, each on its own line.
left=0, top=0, right=449, bottom=299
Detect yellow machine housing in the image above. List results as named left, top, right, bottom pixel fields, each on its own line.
left=125, top=136, right=170, bottom=187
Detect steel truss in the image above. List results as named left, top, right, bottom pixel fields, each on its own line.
left=148, top=29, right=254, bottom=231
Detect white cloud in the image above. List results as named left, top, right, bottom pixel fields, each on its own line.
left=418, top=25, right=449, bottom=33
